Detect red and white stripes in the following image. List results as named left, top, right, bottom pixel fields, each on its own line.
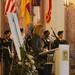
left=5, top=0, right=16, bottom=13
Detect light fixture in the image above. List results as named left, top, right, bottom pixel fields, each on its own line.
left=64, top=0, right=75, bottom=10
left=64, top=0, right=69, bottom=6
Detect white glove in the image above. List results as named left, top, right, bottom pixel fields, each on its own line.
left=44, top=48, right=48, bottom=52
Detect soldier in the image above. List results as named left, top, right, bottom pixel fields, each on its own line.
left=53, top=31, right=68, bottom=48
left=25, top=28, right=33, bottom=52
left=0, top=38, right=2, bottom=61
left=2, top=30, right=14, bottom=75
left=42, top=30, right=50, bottom=50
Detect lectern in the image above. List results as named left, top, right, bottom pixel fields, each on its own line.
left=39, top=45, right=69, bottom=75
left=39, top=48, right=58, bottom=75
left=55, top=45, right=69, bottom=75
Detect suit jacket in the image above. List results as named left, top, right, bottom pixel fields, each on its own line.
left=31, top=34, right=44, bottom=55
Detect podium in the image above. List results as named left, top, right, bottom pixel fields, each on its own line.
left=39, top=45, right=69, bottom=75
left=55, top=45, right=69, bottom=75
left=39, top=48, right=58, bottom=75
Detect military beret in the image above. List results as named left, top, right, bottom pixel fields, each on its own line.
left=57, top=31, right=63, bottom=36
left=4, top=30, right=10, bottom=34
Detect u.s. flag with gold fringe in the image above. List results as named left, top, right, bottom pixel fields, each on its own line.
left=5, top=0, right=23, bottom=60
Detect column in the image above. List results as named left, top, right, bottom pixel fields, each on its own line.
left=40, top=0, right=46, bottom=28
left=0, top=0, right=1, bottom=37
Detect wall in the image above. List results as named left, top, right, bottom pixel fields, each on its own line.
left=45, top=0, right=64, bottom=36
left=0, top=0, right=8, bottom=37
left=65, top=7, right=75, bottom=75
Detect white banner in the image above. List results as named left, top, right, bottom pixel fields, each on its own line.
left=7, top=12, right=23, bottom=60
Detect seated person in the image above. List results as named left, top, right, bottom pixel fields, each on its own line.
left=53, top=31, right=68, bottom=48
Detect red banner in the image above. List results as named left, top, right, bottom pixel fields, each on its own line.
left=46, top=0, right=52, bottom=24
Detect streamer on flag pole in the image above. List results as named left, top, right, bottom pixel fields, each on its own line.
left=46, top=0, right=52, bottom=24
left=5, top=0, right=23, bottom=60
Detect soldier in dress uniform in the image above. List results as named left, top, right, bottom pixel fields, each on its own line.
left=42, top=30, right=50, bottom=50
left=0, top=38, right=3, bottom=61
left=25, top=28, right=34, bottom=52
left=1, top=30, right=14, bottom=75
left=53, top=31, right=68, bottom=48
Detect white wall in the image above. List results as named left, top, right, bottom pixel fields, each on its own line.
left=46, top=0, right=64, bottom=36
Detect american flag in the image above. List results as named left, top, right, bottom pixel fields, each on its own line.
left=5, top=0, right=16, bottom=13
left=5, top=0, right=23, bottom=60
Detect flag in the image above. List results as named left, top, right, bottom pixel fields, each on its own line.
left=7, top=13, right=22, bottom=60
left=5, top=0, right=16, bottom=13
left=31, top=0, right=40, bottom=6
left=5, top=0, right=23, bottom=60
left=33, top=6, right=40, bottom=25
left=20, top=0, right=31, bottom=25
left=46, top=0, right=52, bottom=24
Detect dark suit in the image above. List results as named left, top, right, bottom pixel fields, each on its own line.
left=31, top=34, right=47, bottom=75
left=31, top=34, right=44, bottom=55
